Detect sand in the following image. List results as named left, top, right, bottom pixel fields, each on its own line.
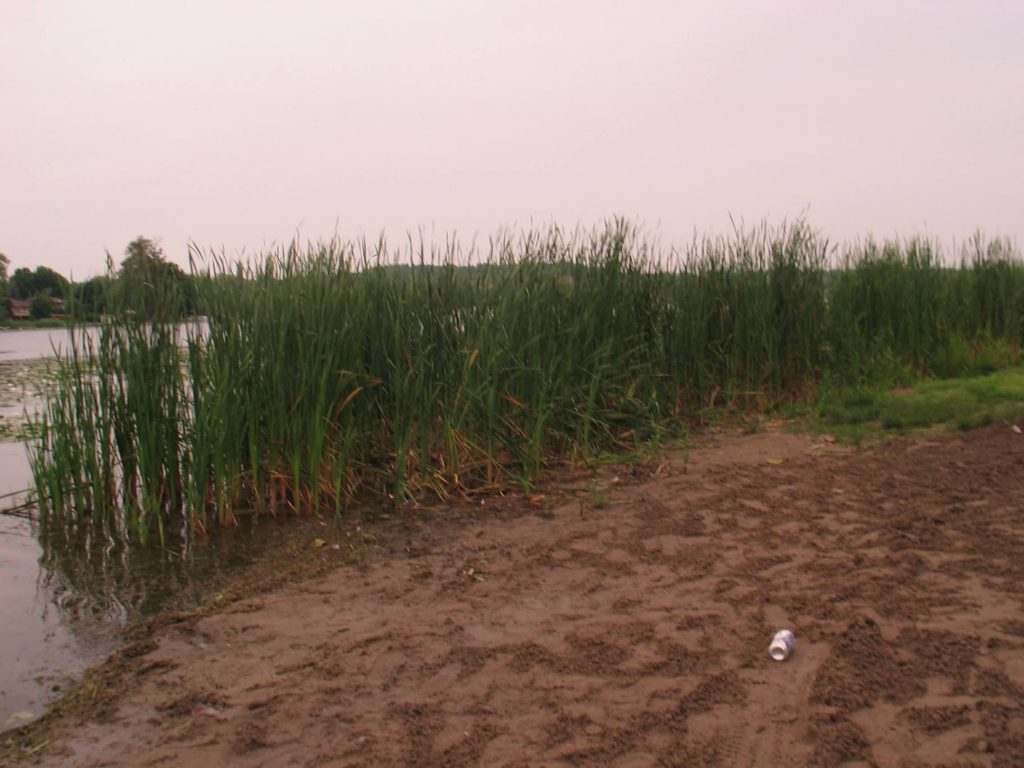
left=19, top=425, right=1024, bottom=767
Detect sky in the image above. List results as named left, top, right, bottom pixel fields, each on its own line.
left=2, top=0, right=1023, bottom=277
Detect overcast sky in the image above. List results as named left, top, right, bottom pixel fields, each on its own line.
left=2, top=1, right=1022, bottom=277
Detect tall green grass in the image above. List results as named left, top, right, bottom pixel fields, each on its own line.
left=30, top=221, right=1024, bottom=546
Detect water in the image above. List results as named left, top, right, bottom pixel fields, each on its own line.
left=0, top=512, right=115, bottom=728
left=0, top=325, right=99, bottom=362
left=0, top=326, right=315, bottom=730
left=0, top=434, right=95, bottom=729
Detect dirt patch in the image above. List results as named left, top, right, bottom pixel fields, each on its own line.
left=6, top=425, right=1024, bottom=767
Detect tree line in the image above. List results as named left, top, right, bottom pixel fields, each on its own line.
left=1, top=237, right=194, bottom=322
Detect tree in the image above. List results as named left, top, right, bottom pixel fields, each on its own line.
left=0, top=252, right=8, bottom=316
left=116, top=237, right=193, bottom=319
left=71, top=275, right=109, bottom=319
left=8, top=265, right=68, bottom=300
left=32, top=266, right=68, bottom=299
left=30, top=291, right=54, bottom=320
left=9, top=267, right=33, bottom=300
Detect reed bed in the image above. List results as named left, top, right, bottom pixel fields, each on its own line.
left=30, top=221, right=1024, bottom=546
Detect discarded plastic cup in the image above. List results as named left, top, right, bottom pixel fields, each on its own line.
left=769, top=629, right=796, bottom=661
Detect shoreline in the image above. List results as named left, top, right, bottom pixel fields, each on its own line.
left=6, top=424, right=1023, bottom=765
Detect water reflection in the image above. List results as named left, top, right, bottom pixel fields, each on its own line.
left=36, top=512, right=323, bottom=624
left=0, top=511, right=118, bottom=729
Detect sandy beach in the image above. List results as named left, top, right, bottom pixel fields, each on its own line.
left=16, top=425, right=1024, bottom=767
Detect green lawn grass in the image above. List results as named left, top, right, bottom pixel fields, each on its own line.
left=810, top=367, right=1024, bottom=442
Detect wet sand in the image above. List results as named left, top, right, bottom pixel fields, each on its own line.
left=18, top=425, right=1024, bottom=767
